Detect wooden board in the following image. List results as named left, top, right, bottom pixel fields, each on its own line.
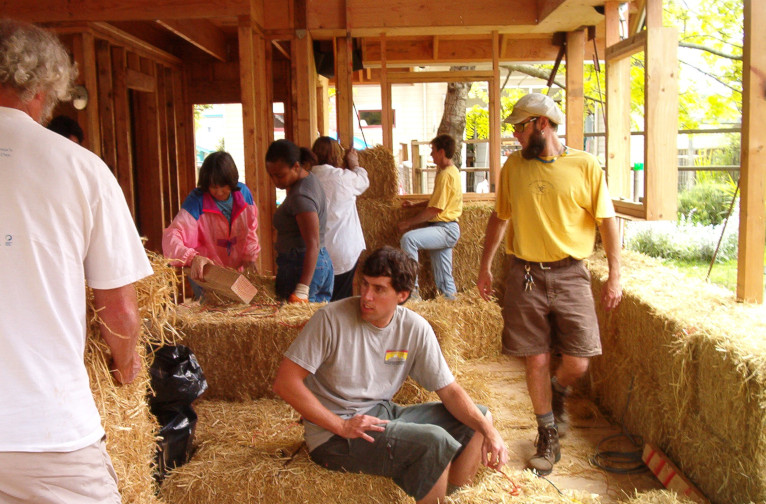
left=194, top=264, right=258, bottom=304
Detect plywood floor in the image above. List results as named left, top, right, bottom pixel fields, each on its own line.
left=465, top=355, right=663, bottom=503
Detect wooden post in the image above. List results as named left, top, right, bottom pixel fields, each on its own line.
left=490, top=31, right=500, bottom=193
left=605, top=1, right=631, bottom=200
left=738, top=0, right=766, bottom=303
left=239, top=16, right=274, bottom=275
left=566, top=29, right=585, bottom=150
left=292, top=32, right=317, bottom=148
left=336, top=35, right=354, bottom=147
left=644, top=27, right=678, bottom=220
left=317, top=75, right=330, bottom=136
left=380, top=34, right=393, bottom=153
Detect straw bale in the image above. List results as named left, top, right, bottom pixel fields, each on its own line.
left=587, top=250, right=766, bottom=504
left=357, top=145, right=399, bottom=201
left=617, top=490, right=701, bottom=503
left=357, top=198, right=508, bottom=299
left=161, top=399, right=614, bottom=504
left=86, top=250, right=179, bottom=504
left=174, top=294, right=502, bottom=402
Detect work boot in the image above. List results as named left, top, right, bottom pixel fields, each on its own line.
left=551, top=379, right=570, bottom=438
left=527, top=425, right=560, bottom=476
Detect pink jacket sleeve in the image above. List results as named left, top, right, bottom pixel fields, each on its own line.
left=242, top=204, right=261, bottom=263
left=162, top=209, right=200, bottom=267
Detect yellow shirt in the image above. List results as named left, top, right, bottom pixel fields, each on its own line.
left=495, top=149, right=615, bottom=261
left=428, top=165, right=463, bottom=222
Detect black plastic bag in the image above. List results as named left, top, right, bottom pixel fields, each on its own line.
left=148, top=344, right=208, bottom=413
left=156, top=406, right=198, bottom=480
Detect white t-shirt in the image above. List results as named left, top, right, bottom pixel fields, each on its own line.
left=310, top=164, right=369, bottom=274
left=0, top=106, right=153, bottom=452
left=285, top=297, right=455, bottom=450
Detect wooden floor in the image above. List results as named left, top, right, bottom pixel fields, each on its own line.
left=467, top=356, right=663, bottom=502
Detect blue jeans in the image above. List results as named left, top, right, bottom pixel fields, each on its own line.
left=276, top=247, right=334, bottom=302
left=400, top=221, right=460, bottom=298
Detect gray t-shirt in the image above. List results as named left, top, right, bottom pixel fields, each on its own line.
left=284, top=297, right=455, bottom=450
left=273, top=172, right=327, bottom=254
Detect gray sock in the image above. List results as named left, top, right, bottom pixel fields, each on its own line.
left=551, top=376, right=570, bottom=395
left=536, top=411, right=555, bottom=428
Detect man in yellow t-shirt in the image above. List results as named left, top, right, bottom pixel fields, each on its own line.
left=476, top=93, right=622, bottom=476
left=398, top=134, right=463, bottom=300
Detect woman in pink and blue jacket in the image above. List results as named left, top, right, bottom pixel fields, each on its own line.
left=162, top=151, right=260, bottom=299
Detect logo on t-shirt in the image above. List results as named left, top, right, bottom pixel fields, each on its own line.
left=528, top=180, right=553, bottom=196
left=384, top=349, right=408, bottom=365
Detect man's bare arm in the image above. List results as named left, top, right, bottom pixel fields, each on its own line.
left=92, top=284, right=142, bottom=384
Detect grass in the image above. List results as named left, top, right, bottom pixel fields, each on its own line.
left=664, top=258, right=739, bottom=291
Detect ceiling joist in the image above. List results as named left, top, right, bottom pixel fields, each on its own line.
left=155, top=19, right=228, bottom=61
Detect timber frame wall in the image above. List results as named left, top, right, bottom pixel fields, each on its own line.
left=6, top=0, right=762, bottom=301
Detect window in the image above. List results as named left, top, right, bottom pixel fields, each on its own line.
left=358, top=109, right=395, bottom=128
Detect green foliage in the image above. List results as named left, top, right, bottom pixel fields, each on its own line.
left=678, top=181, right=735, bottom=225
left=625, top=213, right=739, bottom=263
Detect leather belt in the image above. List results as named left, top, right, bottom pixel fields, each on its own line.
left=513, top=255, right=580, bottom=270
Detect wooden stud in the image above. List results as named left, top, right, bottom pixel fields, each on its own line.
left=292, top=32, right=318, bottom=148
left=317, top=75, right=330, bottom=136
left=95, top=39, right=117, bottom=174
left=645, top=0, right=662, bottom=30
left=566, top=28, right=585, bottom=150
left=71, top=31, right=101, bottom=155
left=163, top=67, right=181, bottom=218
left=380, top=34, right=393, bottom=152
left=155, top=65, right=173, bottom=227
left=110, top=46, right=135, bottom=217
left=489, top=31, right=500, bottom=192
left=605, top=0, right=631, bottom=201
left=336, top=34, right=354, bottom=147
left=738, top=0, right=766, bottom=303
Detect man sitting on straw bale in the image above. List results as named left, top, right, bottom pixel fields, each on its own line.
left=0, top=19, right=153, bottom=503
left=398, top=134, right=463, bottom=300
left=274, top=246, right=507, bottom=504
left=477, top=93, right=622, bottom=476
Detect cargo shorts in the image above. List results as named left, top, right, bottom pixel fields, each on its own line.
left=501, top=257, right=602, bottom=357
left=309, top=401, right=487, bottom=500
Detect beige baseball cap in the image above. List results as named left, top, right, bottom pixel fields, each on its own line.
left=504, top=93, right=565, bottom=126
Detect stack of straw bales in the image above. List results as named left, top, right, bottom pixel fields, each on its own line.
left=85, top=250, right=179, bottom=504
left=173, top=292, right=503, bottom=402
left=357, top=146, right=507, bottom=299
left=587, top=250, right=766, bottom=504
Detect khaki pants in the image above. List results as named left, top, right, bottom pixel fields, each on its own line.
left=0, top=439, right=121, bottom=504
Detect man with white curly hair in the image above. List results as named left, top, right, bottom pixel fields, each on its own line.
left=0, top=19, right=153, bottom=503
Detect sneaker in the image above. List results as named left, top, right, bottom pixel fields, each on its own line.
left=527, top=425, right=560, bottom=476
left=551, top=381, right=570, bottom=438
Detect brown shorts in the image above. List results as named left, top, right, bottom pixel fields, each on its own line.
left=501, top=257, right=601, bottom=357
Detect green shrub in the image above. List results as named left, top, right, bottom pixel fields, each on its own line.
left=677, top=182, right=734, bottom=225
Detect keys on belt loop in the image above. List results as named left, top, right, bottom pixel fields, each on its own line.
left=539, top=262, right=551, bottom=270
left=523, top=265, right=535, bottom=292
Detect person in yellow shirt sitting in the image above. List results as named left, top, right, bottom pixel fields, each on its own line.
left=398, top=134, right=463, bottom=300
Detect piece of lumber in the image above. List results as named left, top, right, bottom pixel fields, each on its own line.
left=642, top=444, right=709, bottom=504
left=194, top=264, right=258, bottom=304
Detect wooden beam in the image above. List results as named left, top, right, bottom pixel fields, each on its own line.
left=605, top=0, right=631, bottom=201
left=90, top=22, right=182, bottom=67
left=155, top=66, right=173, bottom=228
left=1, top=0, right=252, bottom=22
left=307, top=0, right=538, bottom=36
left=737, top=0, right=766, bottom=303
left=604, top=1, right=622, bottom=46
left=386, top=70, right=494, bottom=84
left=380, top=34, right=393, bottom=152
left=155, top=19, right=228, bottom=62
left=605, top=31, right=647, bottom=61
left=110, top=46, right=136, bottom=217
left=163, top=66, right=181, bottom=218
left=336, top=35, right=354, bottom=147
left=126, top=68, right=156, bottom=92
left=566, top=28, right=585, bottom=150
left=433, top=36, right=439, bottom=61
left=172, top=68, right=195, bottom=198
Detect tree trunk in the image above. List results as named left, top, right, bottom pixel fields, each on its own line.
left=437, top=66, right=474, bottom=169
